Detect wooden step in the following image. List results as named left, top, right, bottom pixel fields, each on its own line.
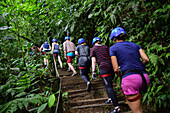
left=62, top=80, right=86, bottom=86
left=60, top=70, right=131, bottom=113
left=61, top=81, right=107, bottom=92
left=62, top=80, right=117, bottom=92
left=122, top=111, right=132, bottom=113
left=62, top=78, right=102, bottom=84
left=72, top=101, right=126, bottom=109
left=69, top=97, right=108, bottom=104
left=62, top=79, right=103, bottom=86
left=69, top=98, right=108, bottom=106
left=68, top=88, right=106, bottom=98
left=61, top=75, right=82, bottom=80
left=66, top=86, right=105, bottom=94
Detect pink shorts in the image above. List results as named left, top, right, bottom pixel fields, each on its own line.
left=121, top=74, right=149, bottom=95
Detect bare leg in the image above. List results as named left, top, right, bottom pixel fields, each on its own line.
left=126, top=93, right=143, bottom=113
left=44, top=58, right=47, bottom=66
left=46, top=59, right=49, bottom=67
left=58, top=56, right=63, bottom=68
left=67, top=66, right=71, bottom=71
left=53, top=57, right=57, bottom=68
left=68, top=63, right=76, bottom=73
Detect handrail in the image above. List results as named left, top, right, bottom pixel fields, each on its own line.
left=53, top=55, right=60, bottom=77
left=52, top=55, right=63, bottom=113
left=55, top=78, right=62, bottom=113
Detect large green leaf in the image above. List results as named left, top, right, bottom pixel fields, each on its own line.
left=48, top=94, right=56, bottom=108
left=37, top=103, right=47, bottom=113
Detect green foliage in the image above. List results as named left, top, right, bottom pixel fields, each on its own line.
left=62, top=92, right=68, bottom=103
left=48, top=94, right=56, bottom=108
left=37, top=103, right=48, bottom=113
left=0, top=0, right=169, bottom=112
left=143, top=42, right=170, bottom=111
left=0, top=38, right=57, bottom=112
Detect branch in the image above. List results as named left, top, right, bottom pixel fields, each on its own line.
left=19, top=35, right=40, bottom=47
left=12, top=30, right=40, bottom=47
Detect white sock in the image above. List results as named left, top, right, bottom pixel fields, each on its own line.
left=87, top=81, right=90, bottom=85
left=115, top=106, right=119, bottom=109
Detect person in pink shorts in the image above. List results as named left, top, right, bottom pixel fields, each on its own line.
left=121, top=73, right=149, bottom=95
left=110, top=27, right=149, bottom=113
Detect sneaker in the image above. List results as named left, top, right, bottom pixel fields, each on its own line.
left=67, top=69, right=71, bottom=72
left=86, top=82, right=91, bottom=92
left=105, top=98, right=112, bottom=104
left=45, top=66, right=48, bottom=69
left=92, top=74, right=97, bottom=80
left=71, top=72, right=77, bottom=76
left=44, top=65, right=47, bottom=68
left=110, top=106, right=121, bottom=113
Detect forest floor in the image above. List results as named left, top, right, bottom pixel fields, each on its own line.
left=57, top=68, right=169, bottom=113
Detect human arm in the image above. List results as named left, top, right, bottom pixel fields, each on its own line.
left=51, top=43, right=54, bottom=54
left=91, top=57, right=97, bottom=79
left=59, top=44, right=62, bottom=51
left=63, top=42, right=67, bottom=57
left=111, top=56, right=122, bottom=78
left=63, top=51, right=66, bottom=57
left=49, top=45, right=51, bottom=50
left=110, top=46, right=122, bottom=77
left=39, top=45, right=43, bottom=52
left=139, top=49, right=149, bottom=66
left=37, top=47, right=40, bottom=52
left=75, top=51, right=79, bottom=57
left=91, top=57, right=96, bottom=74
left=75, top=46, right=79, bottom=57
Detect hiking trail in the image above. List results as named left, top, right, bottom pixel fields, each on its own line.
left=58, top=69, right=132, bottom=113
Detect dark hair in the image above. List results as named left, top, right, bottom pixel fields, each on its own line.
left=117, top=33, right=127, bottom=41
left=96, top=40, right=101, bottom=44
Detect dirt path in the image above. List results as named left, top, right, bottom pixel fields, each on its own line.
left=58, top=69, right=132, bottom=113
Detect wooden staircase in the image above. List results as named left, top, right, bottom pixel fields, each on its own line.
left=58, top=69, right=132, bottom=113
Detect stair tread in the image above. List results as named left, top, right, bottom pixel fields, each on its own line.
left=69, top=97, right=108, bottom=103
left=68, top=88, right=106, bottom=98
left=66, top=86, right=105, bottom=93
left=72, top=101, right=126, bottom=109
left=60, top=69, right=130, bottom=112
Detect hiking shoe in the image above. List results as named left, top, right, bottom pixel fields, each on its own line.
left=60, top=67, right=63, bottom=71
left=67, top=69, right=70, bottom=71
left=44, top=65, right=47, bottom=68
left=45, top=66, right=48, bottom=69
left=71, top=72, right=77, bottom=76
left=92, top=73, right=97, bottom=80
left=105, top=98, right=112, bottom=104
left=86, top=82, right=91, bottom=92
left=110, top=106, right=121, bottom=113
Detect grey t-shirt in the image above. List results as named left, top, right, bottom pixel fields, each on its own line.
left=76, top=45, right=91, bottom=67
left=75, top=45, right=90, bottom=57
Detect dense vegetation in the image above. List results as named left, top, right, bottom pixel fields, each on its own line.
left=0, top=0, right=169, bottom=112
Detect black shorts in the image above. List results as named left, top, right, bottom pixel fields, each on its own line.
left=53, top=51, right=61, bottom=57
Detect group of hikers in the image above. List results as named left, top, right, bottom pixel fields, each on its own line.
left=31, top=27, right=150, bottom=113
